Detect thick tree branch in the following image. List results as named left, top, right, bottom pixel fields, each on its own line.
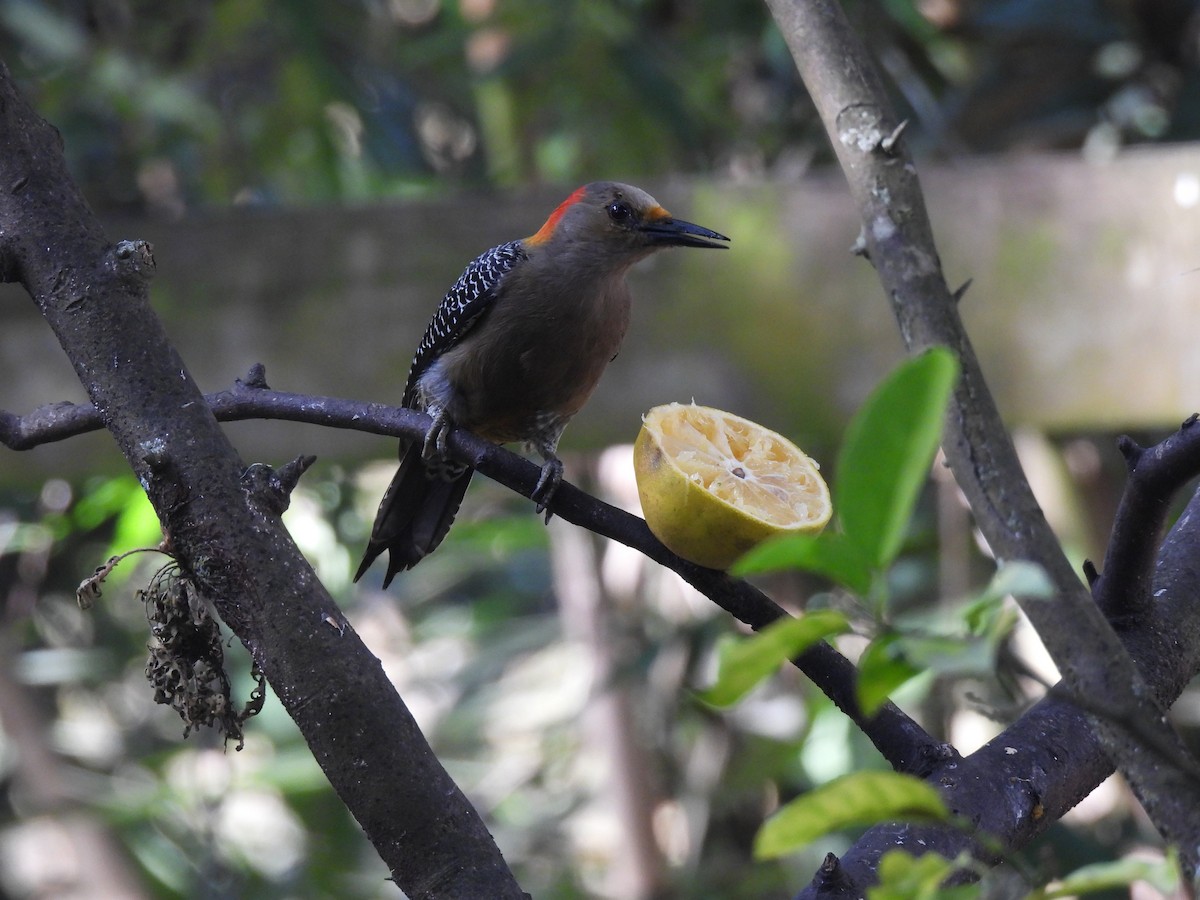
left=764, top=0, right=1200, bottom=886
left=796, top=421, right=1200, bottom=897
left=8, top=22, right=1200, bottom=894
left=1, top=367, right=945, bottom=777
left=0, top=59, right=526, bottom=900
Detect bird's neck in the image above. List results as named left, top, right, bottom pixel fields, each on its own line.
left=521, top=237, right=646, bottom=287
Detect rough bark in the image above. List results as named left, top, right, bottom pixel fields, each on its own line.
left=763, top=0, right=1200, bottom=889
left=0, top=59, right=526, bottom=899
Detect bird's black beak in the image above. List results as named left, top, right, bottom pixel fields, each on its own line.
left=640, top=216, right=731, bottom=249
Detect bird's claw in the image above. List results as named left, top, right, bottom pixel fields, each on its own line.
left=532, top=457, right=564, bottom=522
left=422, top=411, right=451, bottom=461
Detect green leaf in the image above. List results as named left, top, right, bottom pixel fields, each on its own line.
left=962, top=561, right=1052, bottom=638
left=896, top=634, right=996, bottom=678
left=67, top=476, right=164, bottom=585
left=697, top=611, right=850, bottom=708
left=73, top=475, right=143, bottom=530
left=111, top=489, right=162, bottom=554
left=856, top=634, right=922, bottom=715
left=961, top=594, right=1008, bottom=640
left=836, top=348, right=958, bottom=569
left=987, top=560, right=1056, bottom=600
left=732, top=531, right=872, bottom=594
left=869, top=850, right=980, bottom=900
left=754, top=771, right=949, bottom=859
left=1038, top=852, right=1181, bottom=898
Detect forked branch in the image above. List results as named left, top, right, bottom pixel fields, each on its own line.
left=764, top=0, right=1200, bottom=885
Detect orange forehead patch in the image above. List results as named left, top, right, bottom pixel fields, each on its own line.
left=645, top=205, right=671, bottom=220
left=526, top=185, right=589, bottom=246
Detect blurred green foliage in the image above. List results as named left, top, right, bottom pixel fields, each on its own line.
left=1, top=0, right=808, bottom=208
left=0, top=424, right=1175, bottom=897
left=3, top=0, right=1200, bottom=213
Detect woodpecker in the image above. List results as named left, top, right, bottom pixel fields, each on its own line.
left=355, top=182, right=729, bottom=586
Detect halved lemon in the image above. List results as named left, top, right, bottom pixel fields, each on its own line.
left=633, top=403, right=831, bottom=570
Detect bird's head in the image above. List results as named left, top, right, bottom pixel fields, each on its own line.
left=523, top=182, right=730, bottom=260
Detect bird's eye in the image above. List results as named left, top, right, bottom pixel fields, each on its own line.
left=607, top=200, right=634, bottom=224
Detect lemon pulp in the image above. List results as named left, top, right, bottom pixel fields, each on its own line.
left=634, top=403, right=830, bottom=569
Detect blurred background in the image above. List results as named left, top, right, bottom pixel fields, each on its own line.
left=2, top=0, right=1200, bottom=897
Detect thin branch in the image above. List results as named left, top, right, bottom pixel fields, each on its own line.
left=2, top=367, right=945, bottom=776
left=0, top=364, right=400, bottom=450
left=763, top=0, right=1082, bottom=602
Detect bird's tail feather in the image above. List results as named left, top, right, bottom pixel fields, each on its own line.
left=354, top=443, right=473, bottom=586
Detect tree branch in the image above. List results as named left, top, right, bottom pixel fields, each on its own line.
left=1092, top=415, right=1200, bottom=622
left=0, top=59, right=527, bottom=900
left=764, top=0, right=1200, bottom=885
left=1, top=366, right=946, bottom=777
left=797, top=418, right=1200, bottom=898
left=9, top=19, right=1200, bottom=894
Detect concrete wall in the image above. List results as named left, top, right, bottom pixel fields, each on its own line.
left=4, top=147, right=1200, bottom=479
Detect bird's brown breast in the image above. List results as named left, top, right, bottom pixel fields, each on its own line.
left=432, top=268, right=632, bottom=444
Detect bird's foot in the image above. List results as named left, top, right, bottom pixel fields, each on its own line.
left=422, top=410, right=451, bottom=461
left=532, top=457, right=564, bottom=521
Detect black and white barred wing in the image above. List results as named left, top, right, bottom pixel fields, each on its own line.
left=401, top=240, right=527, bottom=408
